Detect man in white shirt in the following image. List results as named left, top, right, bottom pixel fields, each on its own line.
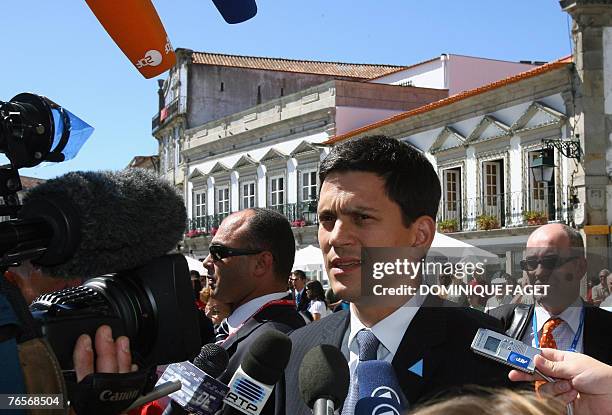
left=202, top=208, right=305, bottom=415
left=592, top=268, right=610, bottom=306
left=489, top=224, right=612, bottom=366
left=277, top=136, right=510, bottom=415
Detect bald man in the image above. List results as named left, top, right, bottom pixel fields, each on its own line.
left=488, top=224, right=612, bottom=365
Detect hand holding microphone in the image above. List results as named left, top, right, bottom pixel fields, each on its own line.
left=509, top=348, right=612, bottom=415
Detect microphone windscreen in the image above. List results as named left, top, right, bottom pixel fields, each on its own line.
left=85, top=0, right=175, bottom=78
left=299, top=344, right=350, bottom=409
left=25, top=169, right=186, bottom=278
left=193, top=343, right=229, bottom=378
left=356, top=361, right=402, bottom=406
left=241, top=330, right=292, bottom=385
left=211, top=0, right=257, bottom=24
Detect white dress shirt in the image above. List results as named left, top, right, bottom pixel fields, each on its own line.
left=226, top=291, right=288, bottom=334
left=521, top=296, right=584, bottom=353
left=342, top=293, right=426, bottom=379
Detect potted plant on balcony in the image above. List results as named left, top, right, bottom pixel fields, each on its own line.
left=291, top=218, right=306, bottom=228
left=476, top=214, right=500, bottom=230
left=523, top=210, right=548, bottom=226
left=185, top=229, right=207, bottom=238
left=438, top=219, right=458, bottom=233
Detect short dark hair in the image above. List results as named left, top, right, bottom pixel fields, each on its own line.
left=241, top=208, right=296, bottom=281
left=305, top=280, right=326, bottom=303
left=292, top=270, right=307, bottom=280
left=561, top=225, right=584, bottom=255
left=319, top=135, right=441, bottom=226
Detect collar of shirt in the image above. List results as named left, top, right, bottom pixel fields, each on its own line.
left=535, top=296, right=583, bottom=334
left=347, top=293, right=426, bottom=359
left=226, top=291, right=288, bottom=333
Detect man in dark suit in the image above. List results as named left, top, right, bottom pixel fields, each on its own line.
left=202, top=208, right=305, bottom=414
left=290, top=270, right=310, bottom=312
left=276, top=136, right=512, bottom=415
left=489, top=223, right=612, bottom=366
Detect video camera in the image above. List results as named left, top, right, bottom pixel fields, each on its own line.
left=0, top=93, right=200, bottom=372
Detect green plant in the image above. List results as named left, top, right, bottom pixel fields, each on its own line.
left=476, top=214, right=500, bottom=230
left=523, top=210, right=547, bottom=225
left=438, top=218, right=458, bottom=233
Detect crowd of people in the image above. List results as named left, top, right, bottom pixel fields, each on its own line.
left=3, top=135, right=612, bottom=415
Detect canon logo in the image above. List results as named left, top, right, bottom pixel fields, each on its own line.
left=99, top=389, right=140, bottom=402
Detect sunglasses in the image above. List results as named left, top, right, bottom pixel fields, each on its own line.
left=519, top=255, right=578, bottom=272
left=208, top=244, right=264, bottom=261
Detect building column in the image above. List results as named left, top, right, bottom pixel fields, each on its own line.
left=257, top=165, right=267, bottom=208
left=207, top=177, right=215, bottom=216
left=562, top=0, right=612, bottom=274
left=287, top=158, right=298, bottom=204
left=230, top=171, right=239, bottom=212
left=465, top=146, right=478, bottom=230
left=509, top=135, right=523, bottom=226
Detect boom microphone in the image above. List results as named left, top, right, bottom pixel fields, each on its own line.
left=18, top=168, right=186, bottom=278
left=299, top=344, right=350, bottom=415
left=223, top=330, right=292, bottom=415
left=211, top=0, right=257, bottom=24
left=85, top=0, right=176, bottom=78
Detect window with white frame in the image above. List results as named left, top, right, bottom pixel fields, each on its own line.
left=192, top=190, right=206, bottom=228
left=528, top=150, right=554, bottom=214
left=241, top=181, right=256, bottom=209
left=269, top=175, right=285, bottom=207
left=442, top=168, right=461, bottom=221
left=217, top=186, right=230, bottom=215
left=301, top=169, right=318, bottom=202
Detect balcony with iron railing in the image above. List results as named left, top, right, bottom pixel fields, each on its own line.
left=436, top=186, right=573, bottom=233
left=185, top=201, right=319, bottom=238
left=152, top=97, right=183, bottom=132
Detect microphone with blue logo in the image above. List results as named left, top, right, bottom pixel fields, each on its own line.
left=223, top=330, right=292, bottom=415
left=354, top=361, right=405, bottom=415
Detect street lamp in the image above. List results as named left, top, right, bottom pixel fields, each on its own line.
left=530, top=149, right=555, bottom=183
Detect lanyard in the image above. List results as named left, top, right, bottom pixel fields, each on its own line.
left=220, top=298, right=295, bottom=344
left=532, top=306, right=585, bottom=352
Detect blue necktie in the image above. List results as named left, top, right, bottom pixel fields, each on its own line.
left=295, top=290, right=301, bottom=308
left=341, top=330, right=380, bottom=415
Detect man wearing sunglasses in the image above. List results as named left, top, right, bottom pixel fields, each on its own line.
left=202, top=207, right=305, bottom=414
left=489, top=223, right=612, bottom=367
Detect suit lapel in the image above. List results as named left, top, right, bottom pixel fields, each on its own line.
left=392, top=295, right=447, bottom=405
left=320, top=310, right=350, bottom=348
left=583, top=306, right=611, bottom=362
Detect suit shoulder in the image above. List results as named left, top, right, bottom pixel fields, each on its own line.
left=487, top=303, right=520, bottom=320
left=290, top=310, right=348, bottom=341
left=443, top=306, right=503, bottom=333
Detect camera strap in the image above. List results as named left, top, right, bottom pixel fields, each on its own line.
left=65, top=369, right=150, bottom=415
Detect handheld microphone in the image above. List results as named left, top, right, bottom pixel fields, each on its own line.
left=354, top=361, right=404, bottom=415
left=20, top=168, right=186, bottom=278
left=160, top=344, right=231, bottom=415
left=84, top=0, right=176, bottom=78
left=298, top=344, right=350, bottom=415
left=211, top=0, right=257, bottom=24
left=223, top=330, right=292, bottom=415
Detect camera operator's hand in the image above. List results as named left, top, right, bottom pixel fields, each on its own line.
left=69, top=325, right=144, bottom=415
left=73, top=325, right=137, bottom=381
left=509, top=348, right=612, bottom=415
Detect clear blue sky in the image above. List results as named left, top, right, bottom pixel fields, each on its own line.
left=0, top=0, right=571, bottom=179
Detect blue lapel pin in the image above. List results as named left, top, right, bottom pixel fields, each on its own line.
left=408, top=359, right=423, bottom=377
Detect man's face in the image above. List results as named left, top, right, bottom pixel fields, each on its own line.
left=317, top=171, right=420, bottom=303
left=291, top=275, right=305, bottom=291
left=599, top=272, right=609, bottom=286
left=523, top=225, right=584, bottom=311
left=202, top=212, right=258, bottom=306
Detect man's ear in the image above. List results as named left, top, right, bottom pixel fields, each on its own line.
left=412, top=215, right=436, bottom=248
left=253, top=251, right=275, bottom=278
left=575, top=256, right=587, bottom=281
